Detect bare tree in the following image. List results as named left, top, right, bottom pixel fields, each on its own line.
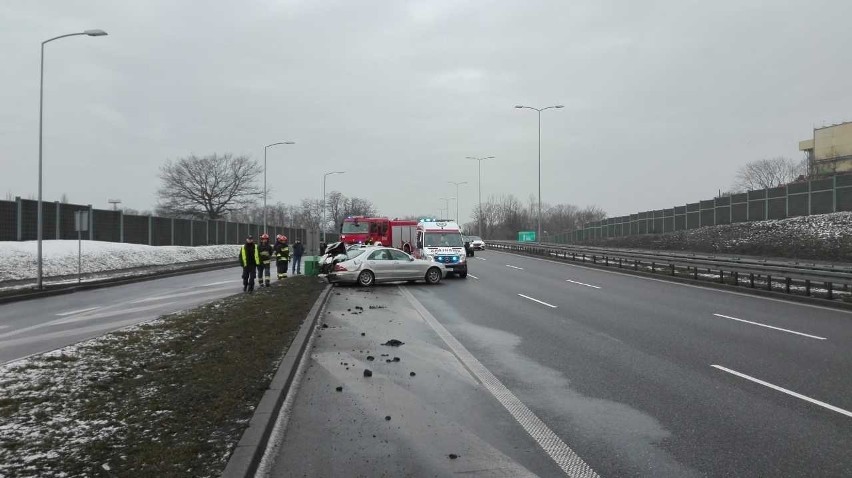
left=732, top=157, right=807, bottom=191
left=342, top=197, right=377, bottom=220
left=296, top=198, right=323, bottom=231
left=156, top=153, right=262, bottom=220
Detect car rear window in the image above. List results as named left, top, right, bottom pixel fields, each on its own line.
left=346, top=249, right=366, bottom=259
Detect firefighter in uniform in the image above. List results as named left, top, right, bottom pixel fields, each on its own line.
left=239, top=235, right=260, bottom=292
left=256, top=233, right=274, bottom=287
left=274, top=234, right=290, bottom=280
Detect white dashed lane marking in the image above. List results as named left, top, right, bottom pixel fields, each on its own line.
left=565, top=279, right=601, bottom=289
left=506, top=265, right=524, bottom=270
left=518, top=294, right=558, bottom=308
left=713, top=313, right=826, bottom=340
left=401, top=287, right=598, bottom=477
left=467, top=274, right=479, bottom=280
left=712, top=365, right=852, bottom=418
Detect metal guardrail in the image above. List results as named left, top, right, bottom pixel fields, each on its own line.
left=486, top=241, right=852, bottom=302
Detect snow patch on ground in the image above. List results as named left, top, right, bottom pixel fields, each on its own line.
left=584, top=212, right=852, bottom=262
left=0, top=240, right=240, bottom=282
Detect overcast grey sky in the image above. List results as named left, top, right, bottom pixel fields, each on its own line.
left=2, top=0, right=851, bottom=223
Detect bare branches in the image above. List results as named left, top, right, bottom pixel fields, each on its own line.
left=732, top=157, right=808, bottom=191
left=156, top=153, right=262, bottom=220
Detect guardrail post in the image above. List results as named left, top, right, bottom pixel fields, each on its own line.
left=785, top=277, right=791, bottom=293
left=651, top=262, right=655, bottom=272
left=749, top=273, right=754, bottom=288
left=670, top=263, right=675, bottom=275
left=694, top=267, right=698, bottom=280
left=572, top=253, right=576, bottom=261
left=719, top=270, right=724, bottom=283
left=805, top=279, right=811, bottom=296
left=634, top=260, right=638, bottom=271
left=766, top=275, right=772, bottom=291
left=619, top=258, right=623, bottom=268
left=593, top=255, right=597, bottom=264
left=826, top=282, right=833, bottom=300
left=733, top=271, right=738, bottom=286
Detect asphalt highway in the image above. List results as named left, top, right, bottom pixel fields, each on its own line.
left=261, top=249, right=851, bottom=476
left=0, top=266, right=245, bottom=364
left=406, top=250, right=852, bottom=476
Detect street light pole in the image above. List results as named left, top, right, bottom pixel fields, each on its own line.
left=466, top=156, right=494, bottom=237
left=515, top=104, right=563, bottom=243
left=37, top=29, right=108, bottom=290
left=322, top=171, right=345, bottom=244
left=263, top=141, right=295, bottom=233
left=447, top=181, right=467, bottom=223
left=439, top=197, right=455, bottom=219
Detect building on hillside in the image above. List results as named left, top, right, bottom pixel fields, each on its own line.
left=799, top=121, right=852, bottom=176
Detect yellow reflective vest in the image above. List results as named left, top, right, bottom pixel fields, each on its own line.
left=240, top=244, right=260, bottom=267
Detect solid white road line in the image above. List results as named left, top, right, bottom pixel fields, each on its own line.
left=506, top=264, right=524, bottom=270
left=565, top=279, right=601, bottom=289
left=713, top=313, right=826, bottom=340
left=517, top=294, right=558, bottom=308
left=477, top=257, right=487, bottom=261
left=711, top=365, right=852, bottom=418
left=56, top=306, right=100, bottom=316
left=467, top=274, right=479, bottom=280
left=400, top=287, right=598, bottom=477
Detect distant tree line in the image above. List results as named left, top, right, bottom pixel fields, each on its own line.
left=461, top=194, right=606, bottom=240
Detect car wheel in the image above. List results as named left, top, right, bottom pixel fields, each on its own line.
left=425, top=267, right=442, bottom=284
left=358, top=270, right=375, bottom=287
left=458, top=271, right=468, bottom=279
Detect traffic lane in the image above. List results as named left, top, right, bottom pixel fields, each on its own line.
left=472, top=250, right=852, bottom=407
left=415, top=265, right=852, bottom=476
left=0, top=266, right=243, bottom=364
left=408, top=280, right=703, bottom=477
left=264, top=284, right=563, bottom=477
left=483, top=249, right=852, bottom=341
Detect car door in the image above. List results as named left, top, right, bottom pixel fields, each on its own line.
left=388, top=249, right=418, bottom=279
left=365, top=249, right=393, bottom=281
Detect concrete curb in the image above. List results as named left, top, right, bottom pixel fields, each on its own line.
left=492, top=249, right=852, bottom=312
left=0, top=260, right=236, bottom=305
left=222, top=283, right=333, bottom=478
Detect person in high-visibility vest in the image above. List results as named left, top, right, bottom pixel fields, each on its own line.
left=274, top=234, right=290, bottom=280
left=256, top=233, right=274, bottom=287
left=239, top=235, right=260, bottom=292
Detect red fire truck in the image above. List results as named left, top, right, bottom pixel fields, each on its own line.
left=339, top=217, right=418, bottom=252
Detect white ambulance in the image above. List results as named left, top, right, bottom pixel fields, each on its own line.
left=414, top=220, right=468, bottom=278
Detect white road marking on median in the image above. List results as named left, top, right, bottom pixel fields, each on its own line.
left=467, top=274, right=479, bottom=280
left=565, top=279, right=601, bottom=289
left=506, top=264, right=524, bottom=270
left=129, top=286, right=234, bottom=304
left=56, top=306, right=100, bottom=316
left=711, top=365, right=852, bottom=418
left=400, top=287, right=597, bottom=477
left=518, top=294, right=558, bottom=308
left=200, top=280, right=232, bottom=287
left=713, top=313, right=826, bottom=340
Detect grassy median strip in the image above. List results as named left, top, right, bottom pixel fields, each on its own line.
left=0, top=276, right=325, bottom=478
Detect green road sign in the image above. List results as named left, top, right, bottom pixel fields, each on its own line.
left=518, top=231, right=536, bottom=242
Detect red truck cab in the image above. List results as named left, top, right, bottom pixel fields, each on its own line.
left=340, top=217, right=417, bottom=250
